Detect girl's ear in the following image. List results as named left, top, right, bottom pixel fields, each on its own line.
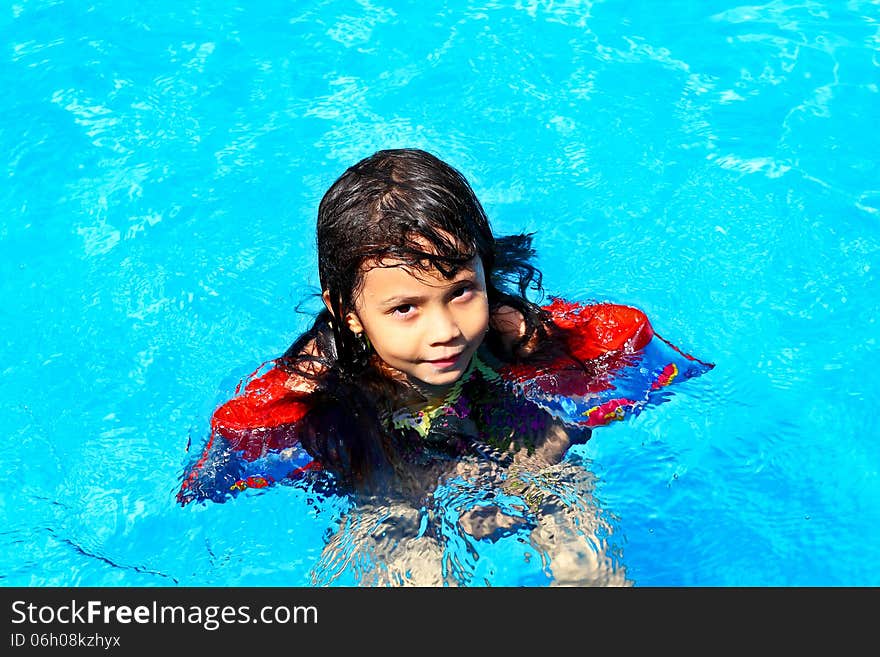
left=323, top=290, right=365, bottom=334
left=344, top=312, right=364, bottom=335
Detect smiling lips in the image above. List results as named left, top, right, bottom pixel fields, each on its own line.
left=425, top=353, right=463, bottom=368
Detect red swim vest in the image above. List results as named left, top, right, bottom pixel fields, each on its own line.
left=209, top=300, right=655, bottom=449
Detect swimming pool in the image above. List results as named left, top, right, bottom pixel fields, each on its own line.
left=2, top=0, right=878, bottom=587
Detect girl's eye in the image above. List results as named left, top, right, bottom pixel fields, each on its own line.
left=451, top=285, right=473, bottom=300
left=392, top=304, right=414, bottom=316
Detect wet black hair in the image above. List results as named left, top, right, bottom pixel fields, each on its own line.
left=294, top=148, right=548, bottom=372
left=279, top=148, right=552, bottom=489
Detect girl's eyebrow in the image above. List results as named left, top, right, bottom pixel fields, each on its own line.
left=378, top=271, right=479, bottom=308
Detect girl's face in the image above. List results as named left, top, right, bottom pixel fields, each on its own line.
left=343, top=256, right=490, bottom=400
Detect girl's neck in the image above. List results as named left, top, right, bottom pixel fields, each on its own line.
left=404, top=377, right=455, bottom=407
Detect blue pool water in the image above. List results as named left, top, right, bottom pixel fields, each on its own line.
left=2, top=0, right=878, bottom=587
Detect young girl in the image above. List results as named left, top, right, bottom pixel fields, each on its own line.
left=177, top=148, right=712, bottom=583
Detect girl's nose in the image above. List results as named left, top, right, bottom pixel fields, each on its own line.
left=427, top=308, right=463, bottom=345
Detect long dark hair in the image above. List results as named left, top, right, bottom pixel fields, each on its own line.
left=300, top=148, right=547, bottom=373
left=279, top=148, right=551, bottom=489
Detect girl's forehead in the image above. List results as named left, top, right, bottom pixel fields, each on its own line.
left=357, top=255, right=484, bottom=293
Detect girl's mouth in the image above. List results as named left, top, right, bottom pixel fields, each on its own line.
left=425, top=353, right=462, bottom=369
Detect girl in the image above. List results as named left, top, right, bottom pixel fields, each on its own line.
left=176, top=149, right=711, bottom=582
left=277, top=146, right=592, bottom=494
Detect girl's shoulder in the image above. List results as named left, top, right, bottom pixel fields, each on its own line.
left=490, top=304, right=537, bottom=357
